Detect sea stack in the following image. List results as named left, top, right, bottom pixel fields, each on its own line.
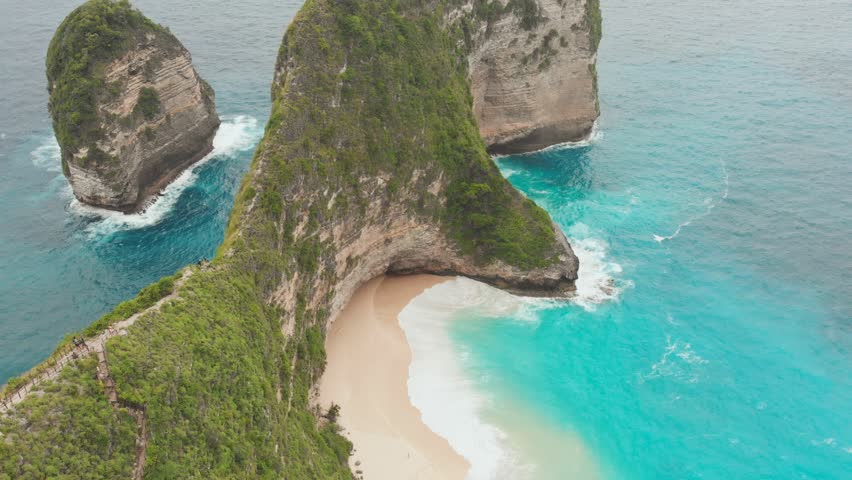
left=465, top=0, right=602, bottom=154
left=47, top=0, right=220, bottom=212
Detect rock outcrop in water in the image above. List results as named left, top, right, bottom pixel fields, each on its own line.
left=463, top=0, right=602, bottom=153
left=46, top=0, right=219, bottom=212
left=1, top=1, right=599, bottom=478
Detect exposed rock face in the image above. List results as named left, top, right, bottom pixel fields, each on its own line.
left=67, top=40, right=220, bottom=212
left=460, top=0, right=601, bottom=154
left=47, top=1, right=219, bottom=212
left=264, top=172, right=579, bottom=329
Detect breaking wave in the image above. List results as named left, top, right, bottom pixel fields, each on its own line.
left=30, top=138, right=62, bottom=173
left=60, top=115, right=261, bottom=236
left=400, top=279, right=537, bottom=480
left=566, top=223, right=628, bottom=311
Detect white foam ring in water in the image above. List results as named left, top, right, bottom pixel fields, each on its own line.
left=639, top=334, right=709, bottom=385
left=499, top=167, right=521, bottom=179
left=653, top=159, right=729, bottom=243
left=32, top=115, right=263, bottom=236
left=400, top=278, right=546, bottom=480
left=31, top=139, right=63, bottom=173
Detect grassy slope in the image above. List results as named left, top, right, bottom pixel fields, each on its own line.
left=1, top=0, right=581, bottom=478
left=1, top=265, right=350, bottom=480
left=585, top=0, right=603, bottom=51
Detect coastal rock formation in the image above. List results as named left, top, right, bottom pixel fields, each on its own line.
left=270, top=176, right=578, bottom=327
left=47, top=0, right=219, bottom=212
left=258, top=2, right=583, bottom=324
left=1, top=0, right=599, bottom=478
left=460, top=0, right=602, bottom=153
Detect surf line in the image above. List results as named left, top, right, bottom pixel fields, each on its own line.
left=68, top=115, right=261, bottom=236
left=653, top=159, right=729, bottom=243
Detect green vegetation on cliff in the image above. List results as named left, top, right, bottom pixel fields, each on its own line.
left=0, top=274, right=175, bottom=401
left=0, top=357, right=138, bottom=479
left=248, top=0, right=559, bottom=269
left=46, top=0, right=163, bottom=158
left=133, top=87, right=161, bottom=120
left=585, top=0, right=603, bottom=51
left=470, top=0, right=546, bottom=31
left=0, top=266, right=351, bottom=479
left=2, top=0, right=581, bottom=478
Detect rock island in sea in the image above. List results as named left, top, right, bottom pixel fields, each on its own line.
left=47, top=0, right=220, bottom=212
left=0, top=0, right=599, bottom=478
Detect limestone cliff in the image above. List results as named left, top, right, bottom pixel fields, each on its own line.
left=0, top=0, right=599, bottom=478
left=457, top=0, right=602, bottom=153
left=47, top=0, right=219, bottom=212
left=251, top=1, right=579, bottom=315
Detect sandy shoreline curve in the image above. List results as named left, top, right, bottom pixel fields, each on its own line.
left=318, top=274, right=469, bottom=480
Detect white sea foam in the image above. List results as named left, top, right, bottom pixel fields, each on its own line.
left=59, top=115, right=261, bottom=236
left=654, top=160, right=729, bottom=242
left=536, top=121, right=604, bottom=153
left=500, top=167, right=520, bottom=179
left=400, top=279, right=539, bottom=480
left=809, top=438, right=852, bottom=455
left=30, top=137, right=62, bottom=173
left=812, top=438, right=837, bottom=447
left=566, top=223, right=627, bottom=311
left=399, top=227, right=624, bottom=477
left=639, top=335, right=708, bottom=384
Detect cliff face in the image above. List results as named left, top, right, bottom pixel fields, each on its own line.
left=47, top=0, right=219, bottom=212
left=253, top=0, right=579, bottom=324
left=459, top=0, right=601, bottom=153
left=267, top=172, right=578, bottom=332
left=1, top=0, right=598, bottom=478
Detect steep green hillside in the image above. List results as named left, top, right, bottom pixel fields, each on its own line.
left=1, top=0, right=581, bottom=478
left=235, top=0, right=561, bottom=269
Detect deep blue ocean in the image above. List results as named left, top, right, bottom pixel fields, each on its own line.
left=1, top=0, right=850, bottom=478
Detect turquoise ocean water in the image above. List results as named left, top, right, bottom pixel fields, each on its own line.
left=1, top=0, right=850, bottom=478
left=430, top=1, right=852, bottom=478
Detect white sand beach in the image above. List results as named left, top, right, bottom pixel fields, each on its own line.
left=318, top=275, right=469, bottom=480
